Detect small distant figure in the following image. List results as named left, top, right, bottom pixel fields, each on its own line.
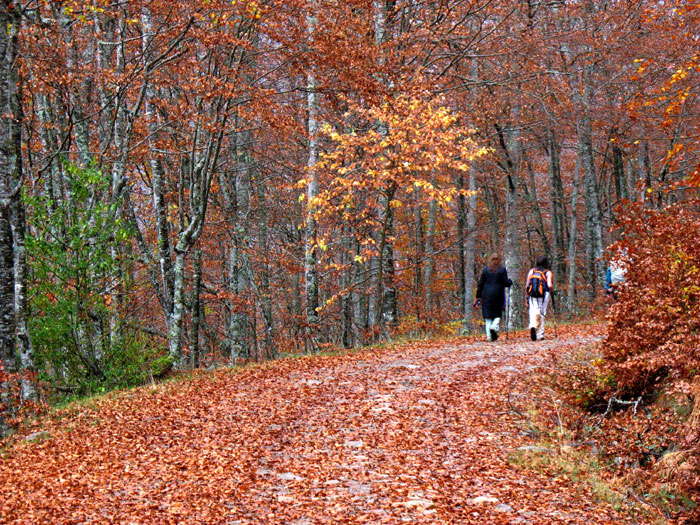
left=605, top=256, right=627, bottom=301
left=526, top=256, right=554, bottom=341
left=474, top=253, right=513, bottom=341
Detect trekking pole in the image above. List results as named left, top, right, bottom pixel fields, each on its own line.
left=505, top=288, right=510, bottom=341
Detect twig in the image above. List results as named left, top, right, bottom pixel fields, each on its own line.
left=594, top=395, right=643, bottom=429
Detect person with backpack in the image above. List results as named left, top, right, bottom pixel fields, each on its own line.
left=526, top=255, right=554, bottom=341
left=474, top=253, right=513, bottom=341
left=605, top=251, right=627, bottom=300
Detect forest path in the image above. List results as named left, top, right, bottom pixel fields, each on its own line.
left=1, top=327, right=641, bottom=524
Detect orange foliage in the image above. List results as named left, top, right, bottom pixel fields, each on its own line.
left=602, top=201, right=700, bottom=395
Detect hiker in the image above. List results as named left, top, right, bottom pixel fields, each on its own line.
left=474, top=253, right=513, bottom=341
left=605, top=255, right=627, bottom=300
left=526, top=255, right=554, bottom=341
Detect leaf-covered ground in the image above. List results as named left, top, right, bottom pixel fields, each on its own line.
left=2, top=327, right=642, bottom=523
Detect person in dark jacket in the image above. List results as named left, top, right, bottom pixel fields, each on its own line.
left=474, top=253, right=513, bottom=341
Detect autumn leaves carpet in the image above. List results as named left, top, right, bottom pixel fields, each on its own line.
left=2, top=329, right=640, bottom=523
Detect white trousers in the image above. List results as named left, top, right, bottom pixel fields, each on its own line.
left=485, top=317, right=501, bottom=340
left=528, top=294, right=550, bottom=340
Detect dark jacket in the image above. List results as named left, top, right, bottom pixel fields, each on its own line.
left=476, top=266, right=513, bottom=319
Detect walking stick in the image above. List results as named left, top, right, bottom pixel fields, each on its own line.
left=505, top=288, right=510, bottom=341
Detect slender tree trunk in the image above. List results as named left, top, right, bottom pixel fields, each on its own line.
left=190, top=248, right=202, bottom=368
left=381, top=187, right=398, bottom=329
left=463, top=163, right=478, bottom=332
left=0, top=211, right=14, bottom=434
left=456, top=176, right=466, bottom=324
left=638, top=140, right=653, bottom=207
left=1, top=5, right=34, bottom=405
left=547, top=127, right=567, bottom=279
left=0, top=208, right=14, bottom=361
left=341, top=228, right=352, bottom=348
left=254, top=171, right=276, bottom=358
left=412, top=203, right=424, bottom=320
left=578, top=71, right=604, bottom=301
left=352, top=239, right=366, bottom=346
left=499, top=111, right=523, bottom=330
left=12, top=196, right=34, bottom=400
left=371, top=0, right=397, bottom=333
left=524, top=157, right=551, bottom=258
left=222, top=119, right=251, bottom=361
left=567, top=152, right=582, bottom=314
left=141, top=7, right=174, bottom=328
left=62, top=16, right=93, bottom=167
left=169, top=248, right=188, bottom=363
left=423, top=180, right=438, bottom=315
left=612, top=144, right=628, bottom=203
left=304, top=3, right=319, bottom=353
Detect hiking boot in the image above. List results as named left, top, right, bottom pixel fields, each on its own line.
left=530, top=327, right=537, bottom=341
left=490, top=329, right=498, bottom=341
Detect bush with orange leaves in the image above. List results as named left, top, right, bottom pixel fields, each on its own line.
left=602, top=201, right=700, bottom=399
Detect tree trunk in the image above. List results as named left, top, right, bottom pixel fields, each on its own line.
left=423, top=184, right=438, bottom=314
left=638, top=140, right=653, bottom=207
left=1, top=5, right=34, bottom=406
left=457, top=176, right=467, bottom=325
left=612, top=144, right=628, bottom=203
left=524, top=157, right=551, bottom=258
left=567, top=151, right=582, bottom=315
left=381, top=187, right=398, bottom=329
left=0, top=208, right=14, bottom=362
left=221, top=118, right=252, bottom=361
left=141, top=7, right=175, bottom=327
left=352, top=239, right=366, bottom=346
left=498, top=113, right=523, bottom=330
left=547, top=127, right=567, bottom=279
left=12, top=192, right=34, bottom=400
left=412, top=203, right=424, bottom=321
left=341, top=229, right=352, bottom=348
left=304, top=4, right=319, bottom=352
left=190, top=248, right=202, bottom=368
left=254, top=171, right=276, bottom=358
left=578, top=85, right=604, bottom=301
left=62, top=15, right=93, bottom=167
left=464, top=164, right=478, bottom=329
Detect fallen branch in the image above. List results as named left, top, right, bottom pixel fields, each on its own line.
left=594, top=395, right=643, bottom=429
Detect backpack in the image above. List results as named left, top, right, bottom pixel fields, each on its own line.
left=527, top=269, right=549, bottom=298
left=610, top=266, right=626, bottom=285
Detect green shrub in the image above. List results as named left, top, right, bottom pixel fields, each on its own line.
left=26, top=164, right=166, bottom=399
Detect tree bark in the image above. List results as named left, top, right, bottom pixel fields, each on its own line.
left=190, top=248, right=202, bottom=368
left=524, top=157, right=551, bottom=259
left=496, top=114, right=523, bottom=330
left=578, top=67, right=604, bottom=301
left=464, top=163, right=478, bottom=331
left=141, top=7, right=175, bottom=326
left=547, top=127, right=567, bottom=279
left=567, top=150, right=582, bottom=314
left=423, top=179, right=438, bottom=314
left=304, top=3, right=320, bottom=353
left=456, top=176, right=466, bottom=325
left=1, top=4, right=34, bottom=406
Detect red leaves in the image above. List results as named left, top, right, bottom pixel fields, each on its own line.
left=0, top=332, right=637, bottom=522
left=602, top=201, right=700, bottom=395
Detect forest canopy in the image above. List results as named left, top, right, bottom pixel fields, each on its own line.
left=1, top=0, right=699, bottom=430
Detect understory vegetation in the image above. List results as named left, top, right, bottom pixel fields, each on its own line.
left=514, top=203, right=700, bottom=522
